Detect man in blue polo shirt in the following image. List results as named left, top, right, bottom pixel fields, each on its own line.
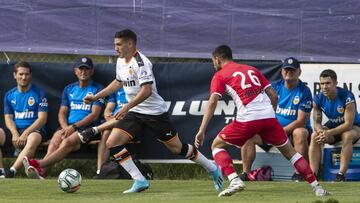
left=3, top=61, right=48, bottom=178
left=22, top=57, right=104, bottom=179
left=309, top=69, right=360, bottom=182
left=240, top=57, right=313, bottom=182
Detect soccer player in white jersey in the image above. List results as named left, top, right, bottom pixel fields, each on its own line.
left=78, top=29, right=223, bottom=193
left=195, top=45, right=329, bottom=197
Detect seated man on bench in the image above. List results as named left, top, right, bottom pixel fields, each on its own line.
left=309, top=69, right=360, bottom=182
left=22, top=57, right=104, bottom=179
left=3, top=61, right=48, bottom=178
left=240, top=57, right=313, bottom=182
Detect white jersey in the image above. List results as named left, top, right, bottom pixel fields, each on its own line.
left=115, top=51, right=168, bottom=115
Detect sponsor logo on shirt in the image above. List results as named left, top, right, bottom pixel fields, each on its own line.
left=39, top=98, right=48, bottom=107
left=70, top=101, right=91, bottom=111
left=139, top=69, right=152, bottom=81
left=15, top=110, right=35, bottom=119
left=303, top=101, right=312, bottom=109
left=137, top=61, right=144, bottom=66
left=329, top=116, right=344, bottom=124
left=276, top=106, right=297, bottom=116
left=165, top=131, right=173, bottom=137
left=345, top=97, right=353, bottom=105
left=123, top=80, right=136, bottom=87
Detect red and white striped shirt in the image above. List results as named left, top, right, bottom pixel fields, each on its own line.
left=210, top=61, right=275, bottom=122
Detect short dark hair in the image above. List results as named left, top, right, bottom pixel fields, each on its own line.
left=320, top=69, right=337, bottom=82
left=212, top=45, right=233, bottom=60
left=114, top=29, right=137, bottom=45
left=14, top=61, right=32, bottom=73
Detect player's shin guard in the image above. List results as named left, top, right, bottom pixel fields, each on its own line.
left=212, top=148, right=237, bottom=180
left=290, top=152, right=317, bottom=186
left=110, top=145, right=145, bottom=181
left=179, top=143, right=216, bottom=172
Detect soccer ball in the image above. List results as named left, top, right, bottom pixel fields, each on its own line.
left=57, top=168, right=82, bottom=193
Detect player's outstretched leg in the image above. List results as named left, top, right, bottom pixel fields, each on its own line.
left=210, top=163, right=224, bottom=192
left=289, top=152, right=330, bottom=196
left=173, top=141, right=224, bottom=192
left=123, top=179, right=149, bottom=194
left=278, top=142, right=330, bottom=196
left=109, top=145, right=149, bottom=193
left=213, top=148, right=245, bottom=197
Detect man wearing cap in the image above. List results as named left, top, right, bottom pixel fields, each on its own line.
left=240, top=57, right=313, bottom=182
left=22, top=57, right=104, bottom=179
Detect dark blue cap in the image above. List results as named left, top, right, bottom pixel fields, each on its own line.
left=74, top=57, right=93, bottom=69
left=282, top=57, right=300, bottom=69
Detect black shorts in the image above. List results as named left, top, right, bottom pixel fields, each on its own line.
left=324, top=121, right=360, bottom=145
left=1, top=127, right=48, bottom=147
left=113, top=111, right=178, bottom=142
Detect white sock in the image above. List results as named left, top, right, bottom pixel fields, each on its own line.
left=117, top=149, right=145, bottom=181
left=96, top=169, right=100, bottom=175
left=228, top=173, right=239, bottom=181
left=10, top=167, right=17, bottom=174
left=311, top=180, right=319, bottom=188
left=187, top=144, right=216, bottom=172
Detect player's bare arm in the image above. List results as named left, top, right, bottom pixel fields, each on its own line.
left=4, top=114, right=21, bottom=148
left=264, top=86, right=278, bottom=111
left=83, top=79, right=122, bottom=104
left=58, top=106, right=69, bottom=130
left=326, top=102, right=356, bottom=137
left=195, top=93, right=220, bottom=148
left=312, top=103, right=323, bottom=133
left=283, top=110, right=309, bottom=135
left=312, top=102, right=327, bottom=144
left=114, top=83, right=152, bottom=120
left=104, top=102, right=116, bottom=121
left=63, top=105, right=102, bottom=139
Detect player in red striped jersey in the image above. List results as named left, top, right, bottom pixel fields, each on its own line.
left=195, top=45, right=329, bottom=197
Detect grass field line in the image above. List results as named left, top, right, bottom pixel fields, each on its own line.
left=0, top=179, right=358, bottom=203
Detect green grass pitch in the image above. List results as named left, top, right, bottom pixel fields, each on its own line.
left=0, top=179, right=359, bottom=203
